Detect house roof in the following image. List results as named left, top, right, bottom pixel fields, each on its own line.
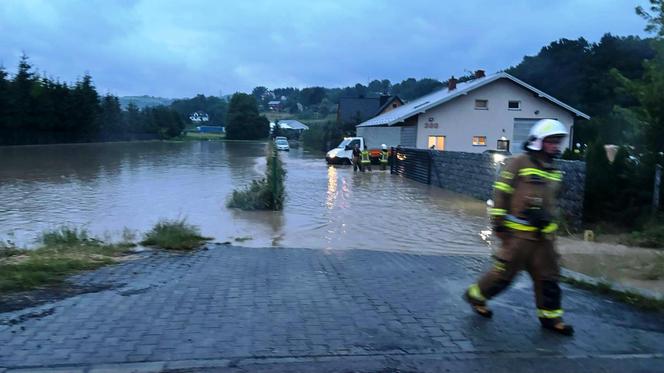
left=278, top=119, right=309, bottom=130
left=375, top=96, right=404, bottom=115
left=357, top=72, right=590, bottom=128
left=337, top=97, right=381, bottom=124
left=268, top=100, right=281, bottom=105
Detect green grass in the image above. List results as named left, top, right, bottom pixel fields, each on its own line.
left=140, top=219, right=212, bottom=250
left=562, top=277, right=664, bottom=312
left=184, top=132, right=226, bottom=140
left=227, top=143, right=286, bottom=211
left=620, top=223, right=664, bottom=249
left=0, top=228, right=133, bottom=293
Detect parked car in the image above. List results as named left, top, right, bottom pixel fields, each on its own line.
left=275, top=139, right=290, bottom=151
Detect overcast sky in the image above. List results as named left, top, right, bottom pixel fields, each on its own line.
left=0, top=0, right=651, bottom=98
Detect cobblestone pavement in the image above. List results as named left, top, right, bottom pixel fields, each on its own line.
left=1, top=245, right=663, bottom=372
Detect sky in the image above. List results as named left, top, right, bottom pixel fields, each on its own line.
left=0, top=0, right=652, bottom=98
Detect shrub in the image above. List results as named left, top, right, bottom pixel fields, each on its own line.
left=227, top=143, right=286, bottom=210
left=140, top=219, right=211, bottom=250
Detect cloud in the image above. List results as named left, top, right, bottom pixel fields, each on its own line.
left=0, top=0, right=651, bottom=97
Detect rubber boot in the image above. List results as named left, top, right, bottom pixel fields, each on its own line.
left=463, top=290, right=493, bottom=318
left=540, top=318, right=574, bottom=336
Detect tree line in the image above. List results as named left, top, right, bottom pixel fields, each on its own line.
left=0, top=55, right=184, bottom=145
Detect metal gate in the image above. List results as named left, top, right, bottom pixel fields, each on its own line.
left=390, top=147, right=431, bottom=184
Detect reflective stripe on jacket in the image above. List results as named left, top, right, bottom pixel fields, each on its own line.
left=491, top=153, right=562, bottom=240
left=360, top=150, right=370, bottom=164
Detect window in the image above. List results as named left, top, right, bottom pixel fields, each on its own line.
left=497, top=139, right=510, bottom=151
left=508, top=100, right=521, bottom=110
left=428, top=136, right=445, bottom=150
left=475, top=99, right=488, bottom=110
left=472, top=136, right=487, bottom=146
left=392, top=103, right=398, bottom=108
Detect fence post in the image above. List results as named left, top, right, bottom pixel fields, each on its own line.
left=653, top=164, right=662, bottom=214
left=427, top=150, right=432, bottom=185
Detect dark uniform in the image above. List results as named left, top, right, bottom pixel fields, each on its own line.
left=466, top=151, right=572, bottom=334
left=352, top=146, right=362, bottom=172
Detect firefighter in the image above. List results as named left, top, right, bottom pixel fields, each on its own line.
left=380, top=144, right=389, bottom=170
left=352, top=143, right=362, bottom=172
left=463, top=119, right=574, bottom=336
left=360, top=145, right=372, bottom=172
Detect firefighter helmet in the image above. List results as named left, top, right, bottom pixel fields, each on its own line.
left=525, top=119, right=568, bottom=151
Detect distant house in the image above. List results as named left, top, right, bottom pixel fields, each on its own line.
left=337, top=95, right=404, bottom=126
left=189, top=111, right=209, bottom=123
left=356, top=70, right=589, bottom=153
left=268, top=101, right=282, bottom=111
left=277, top=119, right=309, bottom=131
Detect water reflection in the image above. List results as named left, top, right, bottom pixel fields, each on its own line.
left=0, top=141, right=494, bottom=256
left=326, top=166, right=337, bottom=210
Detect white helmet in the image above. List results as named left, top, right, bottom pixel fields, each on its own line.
left=525, top=119, right=568, bottom=151
left=381, top=144, right=387, bottom=150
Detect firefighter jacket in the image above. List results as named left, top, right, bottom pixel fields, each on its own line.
left=489, top=152, right=562, bottom=240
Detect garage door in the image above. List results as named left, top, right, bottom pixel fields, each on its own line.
left=512, top=118, right=541, bottom=154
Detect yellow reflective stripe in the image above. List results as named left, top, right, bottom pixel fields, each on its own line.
left=489, top=208, right=507, bottom=216
left=500, top=170, right=514, bottom=180
left=504, top=220, right=538, bottom=232
left=493, top=261, right=506, bottom=272
left=537, top=309, right=564, bottom=319
left=494, top=181, right=514, bottom=194
left=468, top=284, right=486, bottom=302
left=542, top=223, right=559, bottom=233
left=518, top=168, right=562, bottom=181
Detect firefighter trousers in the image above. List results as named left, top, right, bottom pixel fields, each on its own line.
left=476, top=235, right=563, bottom=317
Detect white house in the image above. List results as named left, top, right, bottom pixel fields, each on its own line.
left=356, top=71, right=589, bottom=154
left=189, top=111, right=209, bottom=123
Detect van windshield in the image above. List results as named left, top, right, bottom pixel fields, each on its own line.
left=337, top=139, right=351, bottom=148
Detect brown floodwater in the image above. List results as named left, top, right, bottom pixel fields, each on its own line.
left=0, top=141, right=494, bottom=256
left=2, top=140, right=662, bottom=294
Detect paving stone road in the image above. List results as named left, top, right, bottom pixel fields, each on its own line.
left=0, top=245, right=663, bottom=372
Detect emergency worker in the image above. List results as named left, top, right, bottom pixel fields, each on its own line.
left=352, top=143, right=362, bottom=172
left=380, top=144, right=389, bottom=170
left=360, top=145, right=371, bottom=172
left=463, top=119, right=574, bottom=336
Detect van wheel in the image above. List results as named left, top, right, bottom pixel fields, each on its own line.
left=345, top=159, right=352, bottom=165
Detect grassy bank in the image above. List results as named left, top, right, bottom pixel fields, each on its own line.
left=0, top=228, right=134, bottom=293
left=140, top=219, right=212, bottom=250
left=227, top=143, right=286, bottom=210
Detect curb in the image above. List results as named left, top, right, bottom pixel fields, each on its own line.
left=561, top=267, right=664, bottom=300
left=3, top=353, right=664, bottom=373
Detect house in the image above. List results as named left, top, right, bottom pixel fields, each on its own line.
left=268, top=100, right=282, bottom=111
left=337, top=95, right=404, bottom=126
left=272, top=119, right=310, bottom=138
left=189, top=111, right=209, bottom=123
left=356, top=70, right=589, bottom=154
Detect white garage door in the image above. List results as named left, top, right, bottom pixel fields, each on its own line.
left=512, top=118, right=543, bottom=154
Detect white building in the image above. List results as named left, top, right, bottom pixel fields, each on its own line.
left=356, top=71, right=589, bottom=154
left=189, top=111, right=209, bottom=123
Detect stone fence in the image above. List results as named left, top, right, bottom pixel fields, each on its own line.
left=391, top=148, right=586, bottom=230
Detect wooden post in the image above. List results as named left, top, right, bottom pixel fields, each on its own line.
left=653, top=164, right=662, bottom=213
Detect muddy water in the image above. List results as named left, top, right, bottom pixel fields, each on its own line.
left=0, top=141, right=494, bottom=256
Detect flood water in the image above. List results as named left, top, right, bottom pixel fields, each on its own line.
left=0, top=141, right=494, bottom=256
